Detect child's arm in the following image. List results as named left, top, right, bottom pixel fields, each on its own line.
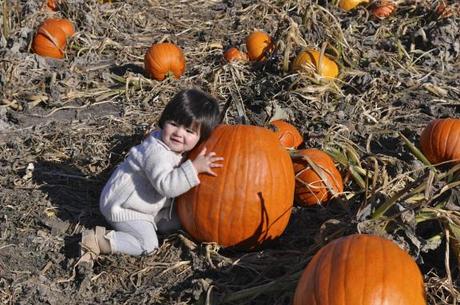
left=144, top=154, right=199, bottom=198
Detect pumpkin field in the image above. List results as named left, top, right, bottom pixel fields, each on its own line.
left=1, top=0, right=460, bottom=304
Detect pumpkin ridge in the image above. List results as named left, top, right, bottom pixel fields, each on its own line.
left=380, top=238, right=387, bottom=305
left=227, top=126, right=242, bottom=244
left=341, top=235, right=352, bottom=305
left=444, top=119, right=457, bottom=160
left=210, top=127, right=226, bottom=244
left=360, top=236, right=369, bottom=305
left=448, top=121, right=460, bottom=162
left=427, top=120, right=438, bottom=163
left=441, top=120, right=454, bottom=161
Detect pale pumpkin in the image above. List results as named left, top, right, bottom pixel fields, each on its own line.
left=293, top=234, right=427, bottom=305
left=420, top=118, right=460, bottom=165
left=245, top=31, right=274, bottom=61
left=269, top=120, right=303, bottom=149
left=144, top=42, right=186, bottom=81
left=293, top=148, right=343, bottom=206
left=291, top=49, right=339, bottom=79
left=176, top=124, right=295, bottom=249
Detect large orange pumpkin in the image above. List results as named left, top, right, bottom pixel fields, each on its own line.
left=176, top=124, right=295, bottom=249
left=269, top=120, right=303, bottom=149
left=291, top=49, right=339, bottom=79
left=419, top=118, right=460, bottom=165
left=245, top=31, right=274, bottom=61
left=293, top=234, right=427, bottom=305
left=293, top=148, right=343, bottom=206
left=144, top=42, right=185, bottom=81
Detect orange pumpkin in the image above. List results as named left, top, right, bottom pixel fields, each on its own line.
left=293, top=149, right=343, bottom=206
left=41, top=18, right=75, bottom=38
left=293, top=234, right=427, bottom=305
left=370, top=0, right=397, bottom=19
left=144, top=42, right=186, bottom=81
left=338, top=0, right=370, bottom=10
left=269, top=120, right=303, bottom=149
left=420, top=118, right=460, bottom=165
left=46, top=0, right=58, bottom=10
left=224, top=47, right=248, bottom=62
left=32, top=25, right=67, bottom=59
left=291, top=49, right=339, bottom=79
left=177, top=124, right=295, bottom=249
left=245, top=31, right=274, bottom=61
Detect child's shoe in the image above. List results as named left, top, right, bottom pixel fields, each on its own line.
left=79, top=226, right=112, bottom=263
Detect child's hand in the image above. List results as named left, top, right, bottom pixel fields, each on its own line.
left=192, top=147, right=224, bottom=176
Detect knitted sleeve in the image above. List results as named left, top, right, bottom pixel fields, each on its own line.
left=142, top=145, right=200, bottom=198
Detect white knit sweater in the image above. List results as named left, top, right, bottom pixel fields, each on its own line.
left=99, top=131, right=200, bottom=224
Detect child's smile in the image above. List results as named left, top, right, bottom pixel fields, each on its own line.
left=161, top=121, right=200, bottom=154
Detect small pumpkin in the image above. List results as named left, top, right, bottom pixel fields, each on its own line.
left=291, top=49, right=339, bottom=79
left=32, top=26, right=66, bottom=59
left=177, top=124, right=295, bottom=249
left=41, top=18, right=75, bottom=38
left=245, top=31, right=274, bottom=61
left=269, top=120, right=303, bottom=149
left=144, top=42, right=186, bottom=81
left=224, top=47, right=248, bottom=62
left=420, top=118, right=460, bottom=165
left=293, top=234, right=427, bottom=305
left=293, top=148, right=343, bottom=206
left=370, top=0, right=397, bottom=19
left=338, top=0, right=370, bottom=11
left=46, top=0, right=59, bottom=10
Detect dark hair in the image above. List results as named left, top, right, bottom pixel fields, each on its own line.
left=158, top=89, right=221, bottom=142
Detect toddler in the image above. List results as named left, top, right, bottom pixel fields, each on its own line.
left=81, top=88, right=223, bottom=259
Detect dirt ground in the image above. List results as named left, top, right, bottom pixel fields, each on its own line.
left=1, top=0, right=459, bottom=304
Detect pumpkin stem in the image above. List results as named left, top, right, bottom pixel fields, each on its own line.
left=398, top=132, right=436, bottom=170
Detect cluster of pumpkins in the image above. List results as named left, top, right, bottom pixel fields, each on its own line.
left=176, top=118, right=458, bottom=305
left=144, top=31, right=340, bottom=81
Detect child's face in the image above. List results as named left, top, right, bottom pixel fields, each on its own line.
left=161, top=121, right=200, bottom=154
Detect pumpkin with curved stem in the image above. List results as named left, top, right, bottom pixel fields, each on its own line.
left=338, top=0, right=370, bottom=11
left=144, top=42, right=186, bottom=81
left=32, top=23, right=67, bottom=59
left=293, top=148, right=343, bottom=206
left=176, top=124, right=295, bottom=249
left=224, top=47, right=248, bottom=62
left=269, top=120, right=303, bottom=149
left=420, top=118, right=460, bottom=165
left=245, top=31, right=274, bottom=61
left=291, top=49, right=339, bottom=79
left=293, top=234, right=427, bottom=305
